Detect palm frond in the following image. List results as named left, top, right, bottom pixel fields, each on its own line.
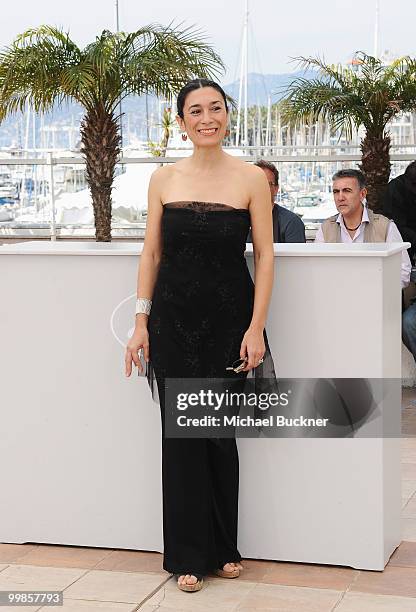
left=119, top=23, right=224, bottom=100
left=283, top=51, right=416, bottom=141
left=0, top=22, right=225, bottom=118
left=0, top=26, right=82, bottom=114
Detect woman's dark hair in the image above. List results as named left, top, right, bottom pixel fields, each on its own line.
left=177, top=78, right=229, bottom=118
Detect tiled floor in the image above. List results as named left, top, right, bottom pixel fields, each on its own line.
left=1, top=393, right=415, bottom=611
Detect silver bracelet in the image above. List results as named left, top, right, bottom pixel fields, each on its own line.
left=135, top=297, right=152, bottom=316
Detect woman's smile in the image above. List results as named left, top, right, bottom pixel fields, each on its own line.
left=198, top=128, right=218, bottom=135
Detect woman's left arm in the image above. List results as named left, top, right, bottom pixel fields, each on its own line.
left=240, top=165, right=274, bottom=370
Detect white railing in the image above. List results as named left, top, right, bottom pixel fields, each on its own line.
left=0, top=148, right=414, bottom=241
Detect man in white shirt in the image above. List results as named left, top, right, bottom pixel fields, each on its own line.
left=315, top=168, right=416, bottom=361
left=315, top=169, right=411, bottom=288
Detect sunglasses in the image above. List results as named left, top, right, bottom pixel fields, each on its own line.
left=226, top=357, right=248, bottom=373
left=226, top=355, right=265, bottom=373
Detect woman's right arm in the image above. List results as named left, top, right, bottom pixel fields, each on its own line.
left=125, top=168, right=165, bottom=377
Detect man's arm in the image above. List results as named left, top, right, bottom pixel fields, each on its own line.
left=383, top=180, right=416, bottom=253
left=314, top=225, right=325, bottom=242
left=386, top=220, right=412, bottom=288
left=281, top=214, right=306, bottom=243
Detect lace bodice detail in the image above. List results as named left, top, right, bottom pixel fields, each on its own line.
left=163, top=201, right=249, bottom=213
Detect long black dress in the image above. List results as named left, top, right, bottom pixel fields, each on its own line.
left=146, top=200, right=272, bottom=576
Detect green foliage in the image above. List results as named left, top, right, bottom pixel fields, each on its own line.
left=147, top=140, right=163, bottom=157
left=0, top=23, right=224, bottom=240
left=147, top=107, right=176, bottom=157
left=0, top=23, right=225, bottom=118
left=282, top=52, right=416, bottom=140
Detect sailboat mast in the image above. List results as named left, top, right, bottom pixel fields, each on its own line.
left=235, top=28, right=245, bottom=147
left=243, top=0, right=249, bottom=148
left=374, top=0, right=380, bottom=58
left=265, top=95, right=271, bottom=151
left=115, top=0, right=123, bottom=150
left=235, top=0, right=249, bottom=148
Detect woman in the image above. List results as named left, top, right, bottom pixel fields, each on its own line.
left=125, top=79, right=274, bottom=592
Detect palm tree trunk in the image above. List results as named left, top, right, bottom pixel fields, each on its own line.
left=80, top=105, right=121, bottom=242
left=160, top=126, right=170, bottom=158
left=359, top=133, right=391, bottom=212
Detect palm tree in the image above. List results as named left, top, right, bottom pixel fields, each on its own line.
left=282, top=52, right=416, bottom=210
left=0, top=25, right=224, bottom=240
left=148, top=107, right=176, bottom=158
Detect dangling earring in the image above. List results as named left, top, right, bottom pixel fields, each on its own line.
left=181, top=133, right=188, bottom=141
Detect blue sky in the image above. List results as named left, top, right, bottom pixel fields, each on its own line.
left=1, top=0, right=415, bottom=82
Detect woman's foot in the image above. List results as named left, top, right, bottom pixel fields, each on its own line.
left=229, top=561, right=244, bottom=571
left=223, top=562, right=243, bottom=572
left=214, top=562, right=243, bottom=578
left=176, top=573, right=204, bottom=592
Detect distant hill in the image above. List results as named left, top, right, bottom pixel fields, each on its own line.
left=224, top=69, right=315, bottom=107
left=0, top=70, right=315, bottom=148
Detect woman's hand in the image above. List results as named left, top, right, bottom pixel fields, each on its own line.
left=240, top=326, right=265, bottom=371
left=125, top=323, right=149, bottom=376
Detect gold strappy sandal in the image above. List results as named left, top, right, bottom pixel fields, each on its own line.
left=176, top=573, right=204, bottom=592
left=214, top=564, right=240, bottom=578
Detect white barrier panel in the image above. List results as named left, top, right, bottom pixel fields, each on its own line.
left=0, top=241, right=407, bottom=569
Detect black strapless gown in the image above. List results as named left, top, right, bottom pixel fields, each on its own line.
left=146, top=201, right=274, bottom=576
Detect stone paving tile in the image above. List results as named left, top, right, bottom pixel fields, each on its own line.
left=95, top=550, right=164, bottom=573
left=235, top=583, right=342, bottom=611
left=230, top=559, right=274, bottom=583
left=140, top=575, right=256, bottom=611
left=402, top=411, right=416, bottom=437
left=350, top=565, right=416, bottom=598
left=12, top=544, right=113, bottom=569
left=0, top=567, right=42, bottom=612
left=402, top=440, right=416, bottom=447
left=403, top=496, right=416, bottom=518
left=401, top=448, right=416, bottom=464
left=39, top=598, right=136, bottom=611
left=0, top=606, right=42, bottom=612
left=63, top=569, right=167, bottom=604
left=336, top=591, right=416, bottom=611
left=402, top=463, right=416, bottom=481
left=0, top=544, right=39, bottom=563
left=402, top=481, right=416, bottom=507
left=251, top=560, right=359, bottom=590
left=389, top=541, right=416, bottom=568
left=401, top=389, right=416, bottom=407
left=142, top=579, right=341, bottom=612
left=402, top=518, right=416, bottom=541
left=0, top=564, right=86, bottom=591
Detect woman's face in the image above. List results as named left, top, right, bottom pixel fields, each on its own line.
left=177, top=86, right=228, bottom=147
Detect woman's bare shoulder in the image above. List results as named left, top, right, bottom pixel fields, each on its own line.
left=226, top=156, right=267, bottom=191
left=150, top=164, right=173, bottom=182
left=151, top=158, right=190, bottom=181
left=244, top=161, right=266, bottom=180
left=225, top=154, right=264, bottom=176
